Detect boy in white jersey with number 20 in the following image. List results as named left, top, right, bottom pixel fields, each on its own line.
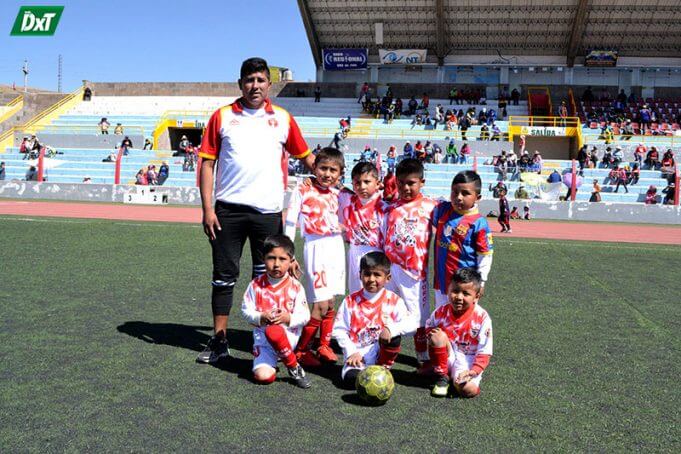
left=285, top=147, right=346, bottom=367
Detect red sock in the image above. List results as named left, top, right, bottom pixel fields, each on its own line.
left=414, top=327, right=428, bottom=354
left=429, top=345, right=449, bottom=377
left=295, top=317, right=321, bottom=352
left=377, top=343, right=401, bottom=368
left=264, top=325, right=297, bottom=368
left=319, top=310, right=336, bottom=348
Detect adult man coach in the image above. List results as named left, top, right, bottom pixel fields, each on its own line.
left=197, top=57, right=315, bottom=363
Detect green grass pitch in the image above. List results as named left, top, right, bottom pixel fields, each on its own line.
left=0, top=216, right=679, bottom=451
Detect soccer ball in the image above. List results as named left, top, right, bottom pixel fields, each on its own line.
left=355, top=365, right=395, bottom=405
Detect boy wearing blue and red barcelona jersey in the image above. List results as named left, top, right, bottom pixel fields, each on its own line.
left=432, top=171, right=493, bottom=308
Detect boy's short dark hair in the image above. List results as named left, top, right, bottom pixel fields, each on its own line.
left=396, top=158, right=424, bottom=180
left=263, top=234, right=295, bottom=258
left=240, top=57, right=270, bottom=80
left=359, top=251, right=391, bottom=274
left=315, top=147, right=345, bottom=170
left=450, top=267, right=482, bottom=291
left=351, top=161, right=379, bottom=180
left=452, top=170, right=482, bottom=195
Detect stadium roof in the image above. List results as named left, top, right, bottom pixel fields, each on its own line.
left=298, top=0, right=681, bottom=67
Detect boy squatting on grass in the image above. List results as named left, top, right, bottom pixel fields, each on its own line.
left=427, top=268, right=493, bottom=398
left=285, top=147, right=346, bottom=366
left=338, top=161, right=386, bottom=295
left=240, top=235, right=312, bottom=388
left=332, top=251, right=418, bottom=389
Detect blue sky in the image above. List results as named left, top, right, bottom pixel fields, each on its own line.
left=1, top=0, right=316, bottom=92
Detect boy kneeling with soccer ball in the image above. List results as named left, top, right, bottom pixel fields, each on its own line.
left=333, top=251, right=418, bottom=389
left=426, top=268, right=493, bottom=398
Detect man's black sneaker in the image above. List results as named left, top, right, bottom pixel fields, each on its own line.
left=287, top=365, right=312, bottom=389
left=196, top=336, right=230, bottom=364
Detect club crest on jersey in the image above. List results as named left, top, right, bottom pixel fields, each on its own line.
left=456, top=224, right=470, bottom=237
left=230, top=119, right=240, bottom=126
left=470, top=322, right=481, bottom=338
left=268, top=118, right=279, bottom=128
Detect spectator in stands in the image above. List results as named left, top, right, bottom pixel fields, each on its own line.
left=394, top=98, right=403, bottom=119
left=459, top=114, right=470, bottom=141
left=581, top=86, right=594, bottom=103
left=403, top=141, right=414, bottom=159
left=414, top=141, right=425, bottom=161
left=19, top=137, right=28, bottom=155
left=628, top=92, right=637, bottom=104
left=433, top=105, right=444, bottom=129
left=175, top=135, right=190, bottom=157
left=607, top=166, right=619, bottom=185
left=385, top=102, right=396, bottom=123
left=602, top=125, right=614, bottom=145
left=114, top=123, right=124, bottom=135
left=459, top=142, right=471, bottom=164
left=511, top=88, right=520, bottom=106
left=445, top=140, right=457, bottom=163
left=661, top=149, right=675, bottom=176
left=121, top=136, right=133, bottom=156
left=629, top=163, right=640, bottom=186
left=419, top=93, right=430, bottom=111
left=616, top=89, right=627, bottom=105
left=314, top=86, right=321, bottom=102
left=639, top=104, right=652, bottom=130
left=532, top=151, right=543, bottom=173
left=386, top=145, right=397, bottom=173
left=477, top=108, right=487, bottom=124
left=25, top=166, right=38, bottom=181
left=358, top=82, right=369, bottom=103
left=411, top=113, right=422, bottom=128
left=331, top=131, right=343, bottom=149
left=102, top=150, right=116, bottom=162
left=558, top=101, right=568, bottom=126
left=514, top=184, right=529, bottom=200
left=547, top=169, right=562, bottom=184
left=523, top=206, right=532, bottom=220
left=143, top=138, right=153, bottom=150
left=495, top=151, right=508, bottom=180
left=158, top=161, right=169, bottom=185
left=577, top=145, right=588, bottom=175
left=82, top=176, right=92, bottom=183
left=479, top=123, right=490, bottom=141
left=645, top=185, right=658, bottom=204
left=602, top=147, right=614, bottom=168
left=448, top=87, right=457, bottom=105
left=589, top=146, right=599, bottom=168
left=490, top=181, right=507, bottom=198
left=99, top=118, right=110, bottom=134
left=382, top=169, right=397, bottom=202
left=612, top=146, right=624, bottom=167
left=599, top=88, right=610, bottom=102
left=645, top=146, right=660, bottom=170
left=135, top=168, right=147, bottom=185
left=147, top=165, right=158, bottom=185
left=83, top=87, right=92, bottom=101
left=0, top=162, right=5, bottom=180
left=589, top=179, right=601, bottom=202
left=614, top=166, right=629, bottom=193
left=406, top=96, right=418, bottom=116
left=620, top=119, right=634, bottom=140
left=662, top=182, right=676, bottom=205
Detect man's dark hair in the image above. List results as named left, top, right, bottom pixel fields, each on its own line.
left=450, top=267, right=482, bottom=291
left=351, top=161, right=379, bottom=180
left=263, top=234, right=295, bottom=258
left=315, top=147, right=345, bottom=170
left=452, top=170, right=482, bottom=195
left=360, top=251, right=391, bottom=274
left=396, top=158, right=424, bottom=179
left=240, top=57, right=270, bottom=80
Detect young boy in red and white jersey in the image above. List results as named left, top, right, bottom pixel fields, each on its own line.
left=338, top=161, right=386, bottom=294
left=285, top=147, right=345, bottom=366
left=241, top=235, right=312, bottom=388
left=432, top=171, right=493, bottom=311
left=332, top=251, right=417, bottom=388
left=382, top=158, right=439, bottom=365
left=426, top=268, right=493, bottom=398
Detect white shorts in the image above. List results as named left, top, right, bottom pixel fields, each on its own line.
left=303, top=234, right=346, bottom=303
left=347, top=244, right=381, bottom=294
left=341, top=342, right=380, bottom=379
left=447, top=346, right=483, bottom=387
left=252, top=328, right=300, bottom=372
left=386, top=264, right=429, bottom=327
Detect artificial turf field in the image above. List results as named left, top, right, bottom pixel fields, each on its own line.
left=1, top=216, right=679, bottom=452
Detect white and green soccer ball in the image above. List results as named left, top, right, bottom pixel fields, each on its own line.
left=355, top=365, right=395, bottom=405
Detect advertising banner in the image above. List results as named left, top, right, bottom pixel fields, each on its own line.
left=322, top=48, right=368, bottom=70
left=379, top=49, right=427, bottom=65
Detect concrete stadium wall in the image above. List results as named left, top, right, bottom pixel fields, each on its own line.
left=84, top=81, right=289, bottom=97
left=1, top=181, right=680, bottom=225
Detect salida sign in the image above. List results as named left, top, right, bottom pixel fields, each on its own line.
left=10, top=6, right=64, bottom=36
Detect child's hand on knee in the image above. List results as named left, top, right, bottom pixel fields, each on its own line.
left=346, top=352, right=364, bottom=368
left=455, top=369, right=478, bottom=384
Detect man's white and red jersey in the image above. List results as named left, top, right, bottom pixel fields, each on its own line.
left=426, top=303, right=492, bottom=361
left=337, top=189, right=385, bottom=247
left=241, top=274, right=310, bottom=348
left=200, top=98, right=310, bottom=214
left=333, top=288, right=417, bottom=357
left=382, top=194, right=439, bottom=279
left=285, top=183, right=342, bottom=240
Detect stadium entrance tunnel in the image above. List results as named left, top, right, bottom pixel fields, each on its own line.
left=515, top=136, right=579, bottom=160
left=169, top=127, right=203, bottom=151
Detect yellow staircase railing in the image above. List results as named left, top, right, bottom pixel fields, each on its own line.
left=0, top=94, right=24, bottom=125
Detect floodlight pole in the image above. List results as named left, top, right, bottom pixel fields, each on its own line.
left=22, top=60, right=29, bottom=93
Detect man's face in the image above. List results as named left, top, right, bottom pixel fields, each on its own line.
left=239, top=71, right=271, bottom=109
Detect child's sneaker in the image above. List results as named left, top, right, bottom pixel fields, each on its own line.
left=431, top=375, right=450, bottom=397
left=196, top=335, right=230, bottom=364
left=296, top=350, right=322, bottom=368
left=317, top=345, right=338, bottom=363
left=287, top=364, right=312, bottom=389
left=506, top=229, right=513, bottom=233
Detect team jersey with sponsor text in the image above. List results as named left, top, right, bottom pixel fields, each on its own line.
left=338, top=189, right=385, bottom=247
left=425, top=302, right=492, bottom=357
left=285, top=183, right=342, bottom=240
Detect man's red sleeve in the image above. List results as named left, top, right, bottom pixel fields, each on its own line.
left=285, top=114, right=310, bottom=159
left=471, top=354, right=491, bottom=375
left=199, top=109, right=222, bottom=161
